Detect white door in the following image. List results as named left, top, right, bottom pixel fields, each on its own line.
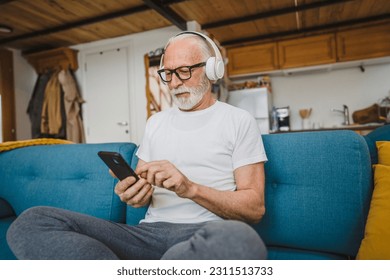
left=84, top=48, right=131, bottom=143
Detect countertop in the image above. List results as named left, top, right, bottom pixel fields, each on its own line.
left=271, top=123, right=387, bottom=134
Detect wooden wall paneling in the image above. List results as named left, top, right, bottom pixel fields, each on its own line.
left=0, top=48, right=16, bottom=141
left=1, top=0, right=389, bottom=52
left=0, top=0, right=165, bottom=51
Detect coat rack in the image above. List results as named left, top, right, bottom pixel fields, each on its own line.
left=23, top=47, right=78, bottom=74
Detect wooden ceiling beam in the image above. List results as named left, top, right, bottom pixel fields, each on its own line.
left=0, top=0, right=188, bottom=47
left=0, top=0, right=15, bottom=5
left=221, top=13, right=390, bottom=46
left=142, top=0, right=187, bottom=30
left=203, top=0, right=354, bottom=29
left=0, top=4, right=150, bottom=46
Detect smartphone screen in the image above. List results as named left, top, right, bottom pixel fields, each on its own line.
left=98, top=151, right=139, bottom=181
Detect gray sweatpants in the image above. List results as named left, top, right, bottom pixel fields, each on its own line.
left=7, top=206, right=267, bottom=260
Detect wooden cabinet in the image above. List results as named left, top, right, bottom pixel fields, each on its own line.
left=227, top=34, right=336, bottom=76
left=227, top=43, right=278, bottom=76
left=278, top=34, right=336, bottom=69
left=226, top=22, right=390, bottom=77
left=336, top=22, right=390, bottom=62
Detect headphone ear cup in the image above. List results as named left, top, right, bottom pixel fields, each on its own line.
left=214, top=58, right=225, bottom=79
left=205, top=56, right=217, bottom=80
left=205, top=56, right=225, bottom=81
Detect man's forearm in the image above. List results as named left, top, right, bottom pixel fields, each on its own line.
left=187, top=182, right=265, bottom=224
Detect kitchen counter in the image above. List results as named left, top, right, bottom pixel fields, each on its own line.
left=271, top=123, right=387, bottom=135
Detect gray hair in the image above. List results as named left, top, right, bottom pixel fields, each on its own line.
left=165, top=33, right=213, bottom=61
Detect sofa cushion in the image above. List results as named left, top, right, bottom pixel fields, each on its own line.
left=357, top=141, right=390, bottom=259
left=255, top=130, right=372, bottom=258
left=0, top=142, right=137, bottom=222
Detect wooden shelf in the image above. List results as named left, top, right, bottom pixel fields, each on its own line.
left=23, top=47, right=78, bottom=74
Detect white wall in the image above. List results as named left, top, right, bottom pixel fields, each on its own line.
left=270, top=63, right=390, bottom=130
left=13, top=49, right=37, bottom=140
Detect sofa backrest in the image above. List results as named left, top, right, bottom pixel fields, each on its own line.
left=0, top=142, right=137, bottom=222
left=255, top=130, right=372, bottom=258
left=364, top=124, right=390, bottom=164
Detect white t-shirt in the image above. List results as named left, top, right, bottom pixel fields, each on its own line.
left=136, top=101, right=267, bottom=223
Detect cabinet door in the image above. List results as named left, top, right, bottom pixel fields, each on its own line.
left=278, top=34, right=336, bottom=69
left=336, top=23, right=390, bottom=62
left=227, top=43, right=278, bottom=76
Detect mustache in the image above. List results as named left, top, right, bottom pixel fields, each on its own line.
left=170, top=86, right=191, bottom=95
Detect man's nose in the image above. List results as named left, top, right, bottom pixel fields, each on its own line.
left=169, top=72, right=183, bottom=88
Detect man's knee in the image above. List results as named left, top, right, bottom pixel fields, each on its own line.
left=202, top=220, right=267, bottom=259
left=7, top=206, right=57, bottom=243
left=163, top=220, right=267, bottom=260
left=18, top=206, right=51, bottom=218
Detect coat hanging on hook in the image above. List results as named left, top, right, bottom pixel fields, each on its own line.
left=25, top=47, right=85, bottom=142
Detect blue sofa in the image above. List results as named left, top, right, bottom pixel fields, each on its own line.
left=0, top=142, right=147, bottom=260
left=1, top=127, right=389, bottom=260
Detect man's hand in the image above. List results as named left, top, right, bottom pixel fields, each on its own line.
left=136, top=160, right=195, bottom=198
left=113, top=175, right=153, bottom=208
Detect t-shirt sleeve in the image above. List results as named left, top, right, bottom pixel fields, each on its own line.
left=232, top=113, right=268, bottom=170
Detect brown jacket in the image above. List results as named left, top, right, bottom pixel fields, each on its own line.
left=41, top=71, right=62, bottom=135
left=58, top=69, right=86, bottom=143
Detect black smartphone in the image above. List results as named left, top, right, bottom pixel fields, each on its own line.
left=98, top=151, right=139, bottom=182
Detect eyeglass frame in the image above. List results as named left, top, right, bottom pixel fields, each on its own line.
left=157, top=62, right=206, bottom=83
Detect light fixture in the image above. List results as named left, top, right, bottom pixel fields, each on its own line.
left=0, top=25, right=13, bottom=33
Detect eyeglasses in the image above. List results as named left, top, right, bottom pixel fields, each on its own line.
left=157, top=62, right=206, bottom=83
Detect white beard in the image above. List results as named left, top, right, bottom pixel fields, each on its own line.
left=170, top=76, right=210, bottom=110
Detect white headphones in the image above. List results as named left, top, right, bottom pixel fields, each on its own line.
left=159, top=31, right=225, bottom=81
